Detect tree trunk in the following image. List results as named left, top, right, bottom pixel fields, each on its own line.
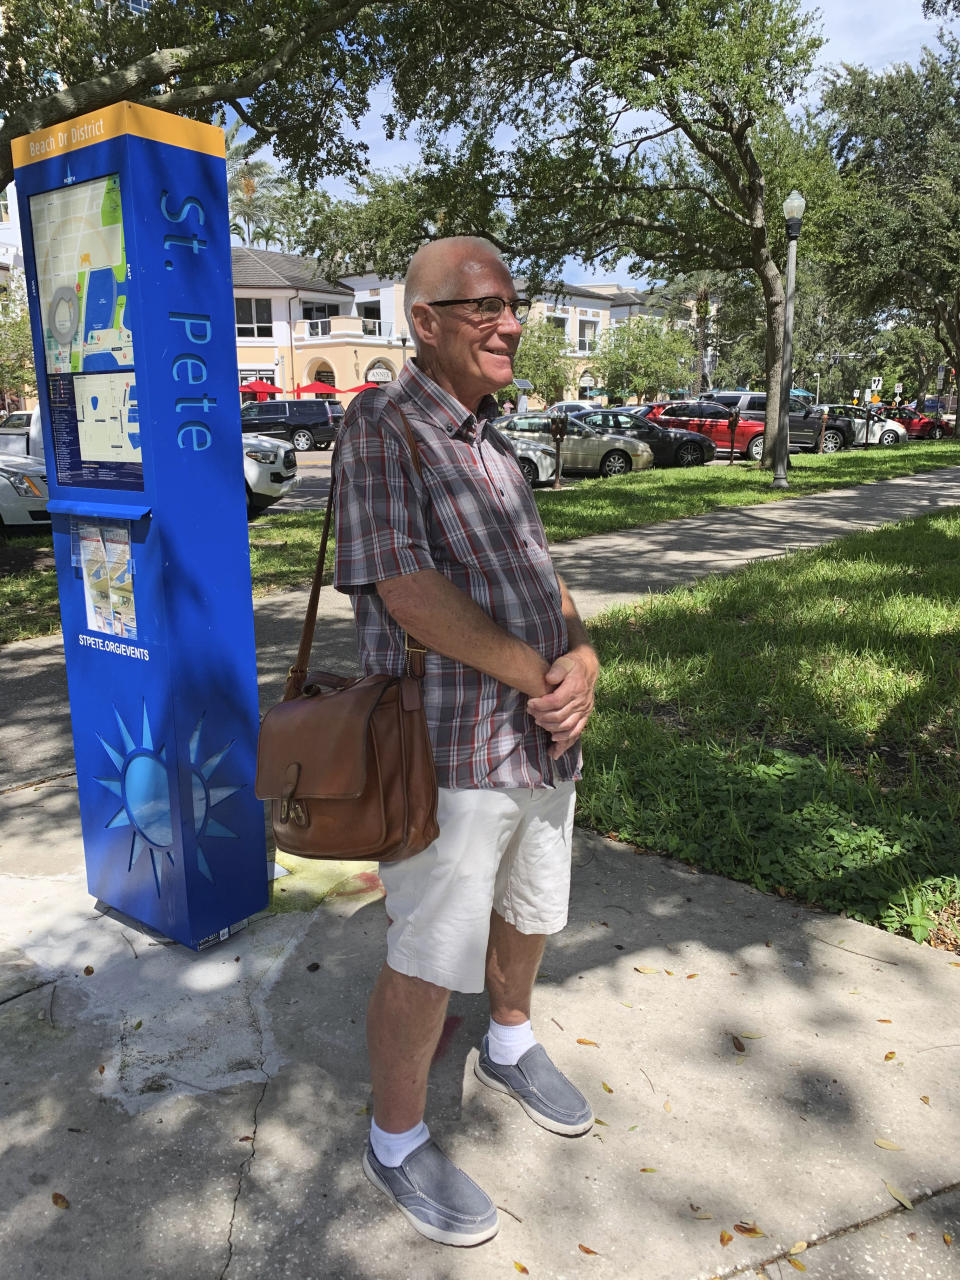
left=758, top=256, right=786, bottom=469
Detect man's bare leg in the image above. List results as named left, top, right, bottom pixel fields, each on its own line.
left=485, top=908, right=545, bottom=1025
left=367, top=962, right=450, bottom=1132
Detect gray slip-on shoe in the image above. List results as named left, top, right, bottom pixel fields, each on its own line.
left=362, top=1137, right=500, bottom=1247
left=474, top=1036, right=594, bottom=1136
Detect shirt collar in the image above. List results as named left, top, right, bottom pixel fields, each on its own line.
left=399, top=360, right=501, bottom=441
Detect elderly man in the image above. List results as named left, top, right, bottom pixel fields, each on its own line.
left=333, top=236, right=599, bottom=1247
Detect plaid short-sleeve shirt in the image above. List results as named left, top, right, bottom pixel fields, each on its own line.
left=332, top=361, right=579, bottom=789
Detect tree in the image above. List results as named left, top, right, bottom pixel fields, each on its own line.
left=0, top=0, right=389, bottom=194
left=511, top=320, right=573, bottom=404
left=823, top=40, right=960, bottom=406
left=0, top=270, right=38, bottom=410
left=592, top=317, right=696, bottom=403
left=379, top=0, right=835, bottom=468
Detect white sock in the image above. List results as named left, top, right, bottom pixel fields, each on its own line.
left=486, top=1018, right=538, bottom=1065
left=370, top=1118, right=429, bottom=1168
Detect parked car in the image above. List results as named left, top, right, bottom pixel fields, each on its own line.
left=812, top=404, right=906, bottom=447
left=503, top=437, right=558, bottom=485
left=0, top=406, right=44, bottom=460
left=0, top=455, right=49, bottom=533
left=242, top=432, right=300, bottom=516
left=696, top=391, right=855, bottom=458
left=880, top=405, right=952, bottom=439
left=548, top=399, right=602, bottom=415
left=493, top=412, right=654, bottom=476
left=240, top=398, right=344, bottom=451
left=571, top=409, right=717, bottom=467
left=620, top=403, right=670, bottom=420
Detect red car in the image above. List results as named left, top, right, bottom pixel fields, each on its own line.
left=651, top=400, right=768, bottom=458
left=881, top=406, right=952, bottom=439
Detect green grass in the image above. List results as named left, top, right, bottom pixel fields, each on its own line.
left=537, top=441, right=960, bottom=542
left=577, top=509, right=960, bottom=943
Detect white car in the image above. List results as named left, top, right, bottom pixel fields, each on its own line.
left=812, top=404, right=907, bottom=448
left=505, top=436, right=559, bottom=485
left=549, top=399, right=602, bottom=414
left=0, top=455, right=49, bottom=532
left=243, top=431, right=300, bottom=516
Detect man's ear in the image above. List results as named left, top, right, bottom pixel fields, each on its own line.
left=410, top=302, right=439, bottom=353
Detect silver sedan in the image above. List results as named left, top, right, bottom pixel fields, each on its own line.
left=493, top=412, right=654, bottom=476
left=813, top=404, right=907, bottom=447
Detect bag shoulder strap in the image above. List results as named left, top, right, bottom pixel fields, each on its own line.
left=283, top=407, right=426, bottom=700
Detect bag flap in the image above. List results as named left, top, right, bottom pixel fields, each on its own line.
left=256, top=675, right=396, bottom=800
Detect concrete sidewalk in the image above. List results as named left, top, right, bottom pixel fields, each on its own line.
left=2, top=470, right=960, bottom=1279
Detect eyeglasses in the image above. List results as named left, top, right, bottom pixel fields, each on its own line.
left=427, top=296, right=531, bottom=324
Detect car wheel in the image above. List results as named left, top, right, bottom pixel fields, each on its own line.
left=821, top=428, right=843, bottom=453
left=517, top=457, right=537, bottom=485
left=291, top=428, right=315, bottom=451
left=746, top=434, right=764, bottom=462
left=675, top=441, right=704, bottom=467
left=929, top=424, right=945, bottom=439
left=245, top=485, right=259, bottom=520
left=599, top=449, right=631, bottom=477
left=878, top=429, right=900, bottom=447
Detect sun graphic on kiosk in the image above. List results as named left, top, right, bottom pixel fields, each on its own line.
left=95, top=703, right=241, bottom=894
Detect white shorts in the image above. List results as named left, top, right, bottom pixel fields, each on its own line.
left=379, top=782, right=577, bottom=994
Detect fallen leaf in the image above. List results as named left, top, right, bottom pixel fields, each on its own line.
left=907, top=1232, right=917, bottom=1242
left=132, top=1020, right=142, bottom=1031
left=51, top=1193, right=69, bottom=1209
left=877, top=1018, right=892, bottom=1023
left=689, top=1203, right=701, bottom=1212
left=734, top=1222, right=766, bottom=1238
left=739, top=1033, right=765, bottom=1040
left=663, top=1100, right=672, bottom=1113
left=578, top=1243, right=599, bottom=1255
left=513, top=1263, right=529, bottom=1275
left=306, top=962, right=320, bottom=972
left=639, top=1167, right=657, bottom=1173
left=786, top=1257, right=807, bottom=1271
left=789, top=1242, right=808, bottom=1255
left=594, top=1118, right=608, bottom=1126
left=627, top=1124, right=638, bottom=1131
left=354, top=1105, right=369, bottom=1115
left=920, top=1096, right=930, bottom=1105
left=592, top=1133, right=604, bottom=1143
left=875, top=1138, right=903, bottom=1150
left=694, top=1212, right=714, bottom=1220
left=97, top=1065, right=105, bottom=1076
left=945, top=1232, right=953, bottom=1245
left=732, top=1035, right=746, bottom=1053
left=664, top=969, right=674, bottom=975
left=883, top=1180, right=913, bottom=1210
left=621, top=1002, right=633, bottom=1008
left=949, top=962, right=960, bottom=967
left=686, top=973, right=698, bottom=979
left=884, top=1051, right=896, bottom=1062
left=634, top=966, right=659, bottom=974
left=238, top=1135, right=253, bottom=1142
left=577, top=1038, right=599, bottom=1047
left=602, top=1081, right=613, bottom=1093
left=82, top=965, right=94, bottom=976
left=720, top=1230, right=733, bottom=1247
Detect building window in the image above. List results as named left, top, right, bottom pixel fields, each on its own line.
left=0, top=188, right=9, bottom=223
left=547, top=316, right=567, bottom=333
left=235, top=297, right=272, bottom=339
left=302, top=302, right=339, bottom=321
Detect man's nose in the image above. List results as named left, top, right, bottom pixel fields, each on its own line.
left=498, top=306, right=523, bottom=335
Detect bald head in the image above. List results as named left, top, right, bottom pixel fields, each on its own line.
left=404, top=237, right=509, bottom=346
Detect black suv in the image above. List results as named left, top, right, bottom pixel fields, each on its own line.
left=700, top=391, right=855, bottom=457
left=240, top=399, right=344, bottom=452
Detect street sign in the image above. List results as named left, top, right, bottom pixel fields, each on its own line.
left=871, top=377, right=883, bottom=391
left=853, top=389, right=860, bottom=402
left=937, top=365, right=946, bottom=389
left=894, top=382, right=903, bottom=394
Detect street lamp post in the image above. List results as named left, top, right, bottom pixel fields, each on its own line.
left=772, top=189, right=806, bottom=490
left=398, top=328, right=409, bottom=365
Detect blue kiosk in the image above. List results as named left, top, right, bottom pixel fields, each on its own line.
left=13, top=104, right=268, bottom=948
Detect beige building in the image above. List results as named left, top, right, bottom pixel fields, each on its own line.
left=231, top=248, right=694, bottom=406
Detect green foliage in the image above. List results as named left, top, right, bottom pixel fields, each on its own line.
left=578, top=510, right=960, bottom=936
left=0, top=270, right=37, bottom=405
left=591, top=317, right=696, bottom=402
left=823, top=40, right=960, bottom=395
left=511, top=320, right=574, bottom=403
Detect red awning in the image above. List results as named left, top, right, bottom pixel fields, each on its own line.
left=239, top=379, right=284, bottom=401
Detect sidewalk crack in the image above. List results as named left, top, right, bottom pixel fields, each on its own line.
left=218, top=1002, right=270, bottom=1280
